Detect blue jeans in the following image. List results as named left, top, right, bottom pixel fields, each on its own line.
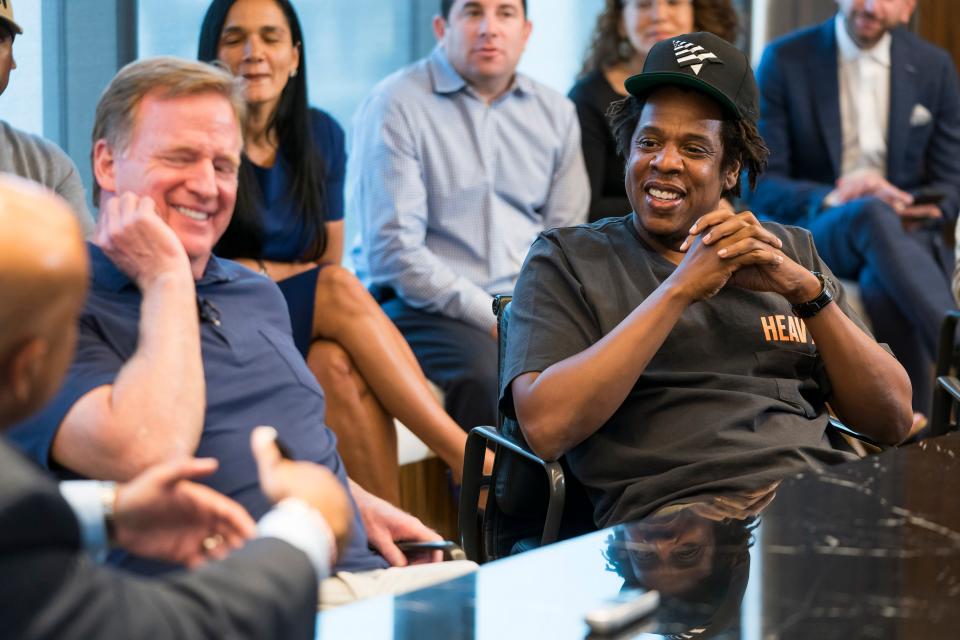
left=379, top=295, right=498, bottom=432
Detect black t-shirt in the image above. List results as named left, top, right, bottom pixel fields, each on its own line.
left=500, top=215, right=862, bottom=527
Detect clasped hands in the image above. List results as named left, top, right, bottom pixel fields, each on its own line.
left=672, top=208, right=821, bottom=305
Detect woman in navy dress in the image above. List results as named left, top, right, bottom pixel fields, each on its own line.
left=199, top=0, right=474, bottom=504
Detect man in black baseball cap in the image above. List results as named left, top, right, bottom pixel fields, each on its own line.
left=500, top=32, right=912, bottom=526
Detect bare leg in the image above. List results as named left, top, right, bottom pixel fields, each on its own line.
left=307, top=339, right=400, bottom=505
left=311, top=266, right=471, bottom=480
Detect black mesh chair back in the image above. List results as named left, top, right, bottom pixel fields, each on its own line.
left=459, top=296, right=594, bottom=562
left=931, top=310, right=960, bottom=436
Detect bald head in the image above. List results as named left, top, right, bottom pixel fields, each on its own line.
left=0, top=176, right=88, bottom=427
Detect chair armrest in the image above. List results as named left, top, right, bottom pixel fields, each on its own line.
left=936, top=310, right=960, bottom=376
left=458, top=426, right=496, bottom=561
left=470, top=425, right=552, bottom=466
left=828, top=416, right=887, bottom=451
left=931, top=311, right=960, bottom=436
left=937, top=375, right=960, bottom=404
left=458, top=425, right=567, bottom=562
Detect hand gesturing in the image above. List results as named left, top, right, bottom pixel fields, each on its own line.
left=114, top=458, right=256, bottom=567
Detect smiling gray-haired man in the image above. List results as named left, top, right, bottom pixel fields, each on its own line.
left=8, top=55, right=475, bottom=612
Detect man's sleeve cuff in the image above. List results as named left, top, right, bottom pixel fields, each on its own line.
left=257, top=498, right=337, bottom=581
left=59, top=480, right=113, bottom=563
left=462, top=292, right=498, bottom=334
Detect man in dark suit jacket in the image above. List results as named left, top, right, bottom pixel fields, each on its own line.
left=0, top=175, right=352, bottom=638
left=747, top=0, right=960, bottom=415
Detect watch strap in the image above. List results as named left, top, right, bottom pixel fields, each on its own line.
left=792, top=271, right=834, bottom=319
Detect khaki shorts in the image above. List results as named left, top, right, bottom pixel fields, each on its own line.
left=319, top=560, right=478, bottom=610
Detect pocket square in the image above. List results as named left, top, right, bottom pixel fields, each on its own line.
left=910, top=103, right=932, bottom=127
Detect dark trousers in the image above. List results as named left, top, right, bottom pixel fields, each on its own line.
left=807, top=198, right=957, bottom=414
left=379, top=296, right=499, bottom=432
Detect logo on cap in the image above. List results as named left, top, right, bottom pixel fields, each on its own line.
left=673, top=39, right=722, bottom=76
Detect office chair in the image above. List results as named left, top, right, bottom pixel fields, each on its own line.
left=930, top=310, right=960, bottom=437
left=458, top=295, right=593, bottom=563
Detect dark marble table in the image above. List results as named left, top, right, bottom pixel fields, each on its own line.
left=316, top=433, right=960, bottom=639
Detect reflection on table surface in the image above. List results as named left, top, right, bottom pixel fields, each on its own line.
left=317, top=433, right=960, bottom=639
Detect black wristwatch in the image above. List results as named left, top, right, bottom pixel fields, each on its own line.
left=792, top=271, right=834, bottom=318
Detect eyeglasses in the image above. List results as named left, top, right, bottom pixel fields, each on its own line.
left=624, top=0, right=694, bottom=12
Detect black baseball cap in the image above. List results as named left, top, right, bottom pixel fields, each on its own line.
left=624, top=32, right=758, bottom=123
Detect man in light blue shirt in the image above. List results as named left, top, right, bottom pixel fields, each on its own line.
left=350, top=0, right=589, bottom=431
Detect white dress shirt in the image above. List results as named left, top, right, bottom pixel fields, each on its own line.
left=836, top=12, right=892, bottom=177
left=60, top=481, right=335, bottom=579
left=349, top=46, right=589, bottom=332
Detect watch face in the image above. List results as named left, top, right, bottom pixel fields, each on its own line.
left=819, top=272, right=835, bottom=295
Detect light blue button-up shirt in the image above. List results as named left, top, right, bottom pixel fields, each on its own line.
left=349, top=46, right=589, bottom=332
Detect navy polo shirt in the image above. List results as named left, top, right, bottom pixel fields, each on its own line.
left=8, top=243, right=387, bottom=574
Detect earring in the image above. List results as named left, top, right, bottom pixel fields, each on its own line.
left=618, top=38, right=634, bottom=60
left=289, top=69, right=298, bottom=78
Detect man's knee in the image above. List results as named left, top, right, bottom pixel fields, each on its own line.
left=845, top=198, right=902, bottom=239
left=442, top=343, right=498, bottom=403
left=447, top=359, right=497, bottom=396
left=379, top=301, right=495, bottom=372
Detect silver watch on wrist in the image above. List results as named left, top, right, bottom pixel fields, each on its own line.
left=99, top=481, right=118, bottom=546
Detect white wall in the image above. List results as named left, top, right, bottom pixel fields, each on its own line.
left=139, top=0, right=606, bottom=129
left=518, top=0, right=604, bottom=94
left=138, top=0, right=417, bottom=137
left=751, top=0, right=769, bottom=68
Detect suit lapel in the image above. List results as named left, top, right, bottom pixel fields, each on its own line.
left=887, top=28, right=916, bottom=183
left=814, top=20, right=843, bottom=178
